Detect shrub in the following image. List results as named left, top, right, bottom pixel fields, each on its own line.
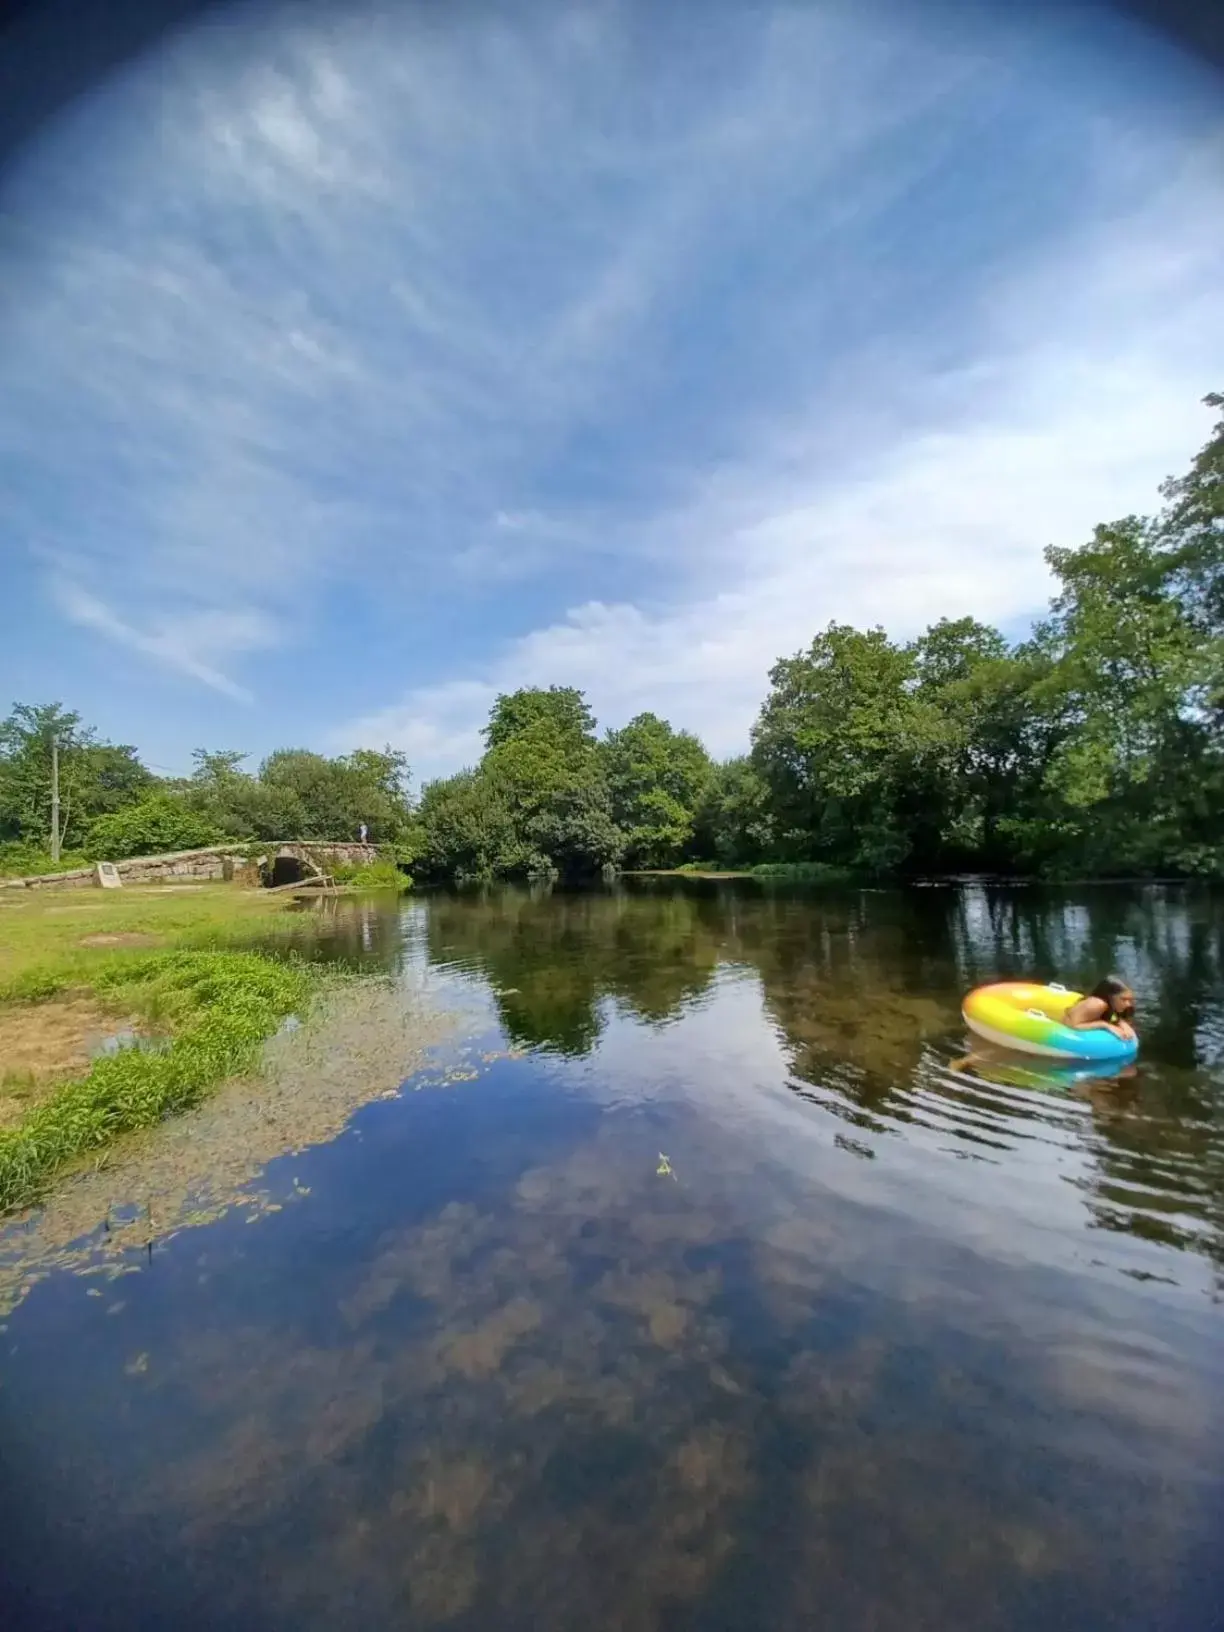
left=84, top=795, right=224, bottom=860
left=331, top=857, right=412, bottom=892
left=749, top=862, right=857, bottom=883
left=0, top=842, right=91, bottom=879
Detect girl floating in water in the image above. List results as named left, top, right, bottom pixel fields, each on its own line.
left=1062, top=975, right=1137, bottom=1042
left=951, top=975, right=1138, bottom=1084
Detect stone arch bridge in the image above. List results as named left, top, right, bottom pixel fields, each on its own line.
left=1, top=842, right=382, bottom=893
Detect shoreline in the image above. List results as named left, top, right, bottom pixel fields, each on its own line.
left=0, top=974, right=468, bottom=1316
left=622, top=869, right=1206, bottom=887
left=0, top=882, right=423, bottom=1218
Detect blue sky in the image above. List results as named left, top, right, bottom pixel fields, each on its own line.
left=1, top=0, right=1223, bottom=783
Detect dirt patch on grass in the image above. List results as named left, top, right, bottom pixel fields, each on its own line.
left=0, top=996, right=143, bottom=1127
left=78, top=932, right=163, bottom=950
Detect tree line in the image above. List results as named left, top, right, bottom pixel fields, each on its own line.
left=0, top=723, right=414, bottom=873
left=3, top=392, right=1220, bottom=882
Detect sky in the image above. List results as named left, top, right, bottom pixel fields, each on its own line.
left=1, top=0, right=1223, bottom=784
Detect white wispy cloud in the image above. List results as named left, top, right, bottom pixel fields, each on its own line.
left=0, top=1, right=982, bottom=683
left=334, top=129, right=1224, bottom=776
left=51, top=582, right=280, bottom=703
left=1, top=0, right=1221, bottom=747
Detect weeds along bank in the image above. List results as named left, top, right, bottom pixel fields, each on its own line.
left=0, top=950, right=317, bottom=1212
left=0, top=884, right=398, bottom=1214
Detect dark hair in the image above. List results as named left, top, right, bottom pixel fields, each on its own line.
left=1091, top=975, right=1134, bottom=1015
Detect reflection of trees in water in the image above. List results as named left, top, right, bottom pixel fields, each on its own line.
left=953, top=887, right=1224, bottom=1274
left=253, top=895, right=412, bottom=975
left=113, top=1123, right=1190, bottom=1629
left=422, top=882, right=1224, bottom=1271
left=425, top=887, right=727, bottom=1054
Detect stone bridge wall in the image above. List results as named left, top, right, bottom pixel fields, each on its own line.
left=0, top=842, right=381, bottom=892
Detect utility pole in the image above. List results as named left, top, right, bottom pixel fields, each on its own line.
left=50, top=734, right=60, bottom=863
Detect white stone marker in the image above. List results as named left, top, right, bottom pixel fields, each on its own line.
left=96, top=862, right=123, bottom=889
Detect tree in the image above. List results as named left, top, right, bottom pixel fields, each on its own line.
left=85, top=795, right=224, bottom=860
left=602, top=712, right=712, bottom=867
left=940, top=643, right=1060, bottom=872
left=191, top=749, right=249, bottom=784
left=483, top=703, right=622, bottom=880
left=692, top=757, right=774, bottom=867
left=417, top=688, right=622, bottom=882
left=183, top=749, right=299, bottom=840
left=0, top=703, right=153, bottom=854
left=416, top=770, right=526, bottom=883
left=484, top=687, right=597, bottom=753
left=910, top=616, right=1009, bottom=692
left=751, top=625, right=943, bottom=872
left=906, top=618, right=1029, bottom=869
left=1010, top=515, right=1222, bottom=875
left=181, top=744, right=414, bottom=842
left=1161, top=391, right=1224, bottom=638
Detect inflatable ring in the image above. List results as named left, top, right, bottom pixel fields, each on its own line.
left=962, top=981, right=1138, bottom=1064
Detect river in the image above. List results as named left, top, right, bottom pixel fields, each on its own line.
left=2, top=879, right=1222, bottom=1630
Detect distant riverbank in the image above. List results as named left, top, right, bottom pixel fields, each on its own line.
left=625, top=862, right=858, bottom=884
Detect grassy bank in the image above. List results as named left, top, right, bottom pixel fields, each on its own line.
left=0, top=884, right=327, bottom=1213
left=0, top=882, right=299, bottom=983
left=0, top=951, right=319, bottom=1213
left=331, top=857, right=413, bottom=892
left=632, top=861, right=859, bottom=884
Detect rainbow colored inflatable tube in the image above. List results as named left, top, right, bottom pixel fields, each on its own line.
left=962, top=981, right=1138, bottom=1064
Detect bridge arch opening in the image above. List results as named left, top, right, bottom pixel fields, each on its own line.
left=268, top=854, right=309, bottom=888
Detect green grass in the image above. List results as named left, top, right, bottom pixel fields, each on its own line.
left=0, top=885, right=333, bottom=1212
left=331, top=857, right=413, bottom=892
left=0, top=883, right=299, bottom=983
left=0, top=949, right=318, bottom=1213
left=748, top=862, right=857, bottom=883
left=0, top=843, right=92, bottom=879
left=645, top=860, right=859, bottom=882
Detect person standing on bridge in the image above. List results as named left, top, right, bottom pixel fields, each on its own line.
left=359, top=822, right=369, bottom=844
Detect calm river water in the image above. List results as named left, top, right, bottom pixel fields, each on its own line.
left=2, top=880, right=1223, bottom=1630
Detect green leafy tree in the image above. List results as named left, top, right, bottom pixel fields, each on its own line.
left=483, top=700, right=622, bottom=879
left=259, top=748, right=411, bottom=840
left=484, top=686, right=597, bottom=753
left=417, top=688, right=621, bottom=881
left=183, top=750, right=300, bottom=840
left=602, top=712, right=712, bottom=867
left=182, top=745, right=414, bottom=842
left=344, top=748, right=414, bottom=828
left=85, top=795, right=224, bottom=860
left=751, top=624, right=943, bottom=872
left=906, top=618, right=1033, bottom=869
left=258, top=750, right=336, bottom=835
left=0, top=703, right=153, bottom=855
left=1008, top=515, right=1222, bottom=875
left=416, top=770, right=528, bottom=883
left=1161, top=391, right=1224, bottom=638
left=911, top=616, right=1009, bottom=692
left=944, top=643, right=1061, bottom=871
left=692, top=756, right=775, bottom=867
